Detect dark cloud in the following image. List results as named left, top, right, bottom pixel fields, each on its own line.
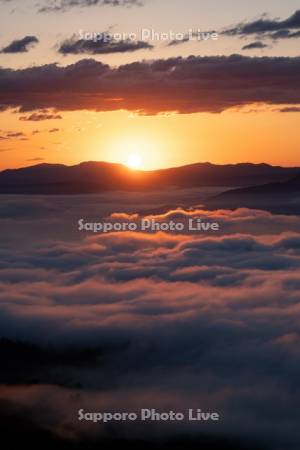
left=0, top=55, right=300, bottom=114
left=279, top=106, right=300, bottom=113
left=19, top=112, right=62, bottom=121
left=242, top=41, right=268, bottom=50
left=26, top=158, right=45, bottom=162
left=0, top=131, right=25, bottom=139
left=167, top=35, right=190, bottom=46
left=58, top=36, right=153, bottom=55
left=48, top=127, right=59, bottom=132
left=39, top=0, right=142, bottom=13
left=167, top=30, right=218, bottom=47
left=224, top=10, right=300, bottom=42
left=270, top=29, right=300, bottom=40
left=0, top=36, right=39, bottom=53
left=6, top=131, right=24, bottom=138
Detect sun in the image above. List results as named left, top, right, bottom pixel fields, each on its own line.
left=105, top=134, right=164, bottom=170
left=127, top=153, right=142, bottom=170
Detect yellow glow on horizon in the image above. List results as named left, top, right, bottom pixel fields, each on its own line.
left=1, top=108, right=300, bottom=171
left=103, top=133, right=165, bottom=170
left=127, top=153, right=142, bottom=170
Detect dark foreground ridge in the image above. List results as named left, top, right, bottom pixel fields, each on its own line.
left=205, top=175, right=300, bottom=214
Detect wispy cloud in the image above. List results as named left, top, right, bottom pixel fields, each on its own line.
left=242, top=41, right=268, bottom=50
left=0, top=36, right=39, bottom=53
left=38, top=0, right=143, bottom=13
left=278, top=106, right=300, bottom=113
left=58, top=36, right=153, bottom=55
left=223, top=10, right=300, bottom=43
left=19, top=112, right=62, bottom=121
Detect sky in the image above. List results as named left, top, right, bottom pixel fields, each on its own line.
left=0, top=0, right=299, bottom=170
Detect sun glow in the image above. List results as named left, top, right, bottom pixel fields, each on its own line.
left=103, top=131, right=167, bottom=171
left=127, top=153, right=142, bottom=170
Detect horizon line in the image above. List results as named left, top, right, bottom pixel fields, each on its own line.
left=2, top=160, right=300, bottom=173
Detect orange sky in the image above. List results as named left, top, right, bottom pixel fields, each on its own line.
left=1, top=107, right=299, bottom=171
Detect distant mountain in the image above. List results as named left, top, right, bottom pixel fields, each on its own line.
left=206, top=175, right=300, bottom=214
left=0, top=161, right=299, bottom=194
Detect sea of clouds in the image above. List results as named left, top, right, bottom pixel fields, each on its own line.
left=0, top=190, right=300, bottom=449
